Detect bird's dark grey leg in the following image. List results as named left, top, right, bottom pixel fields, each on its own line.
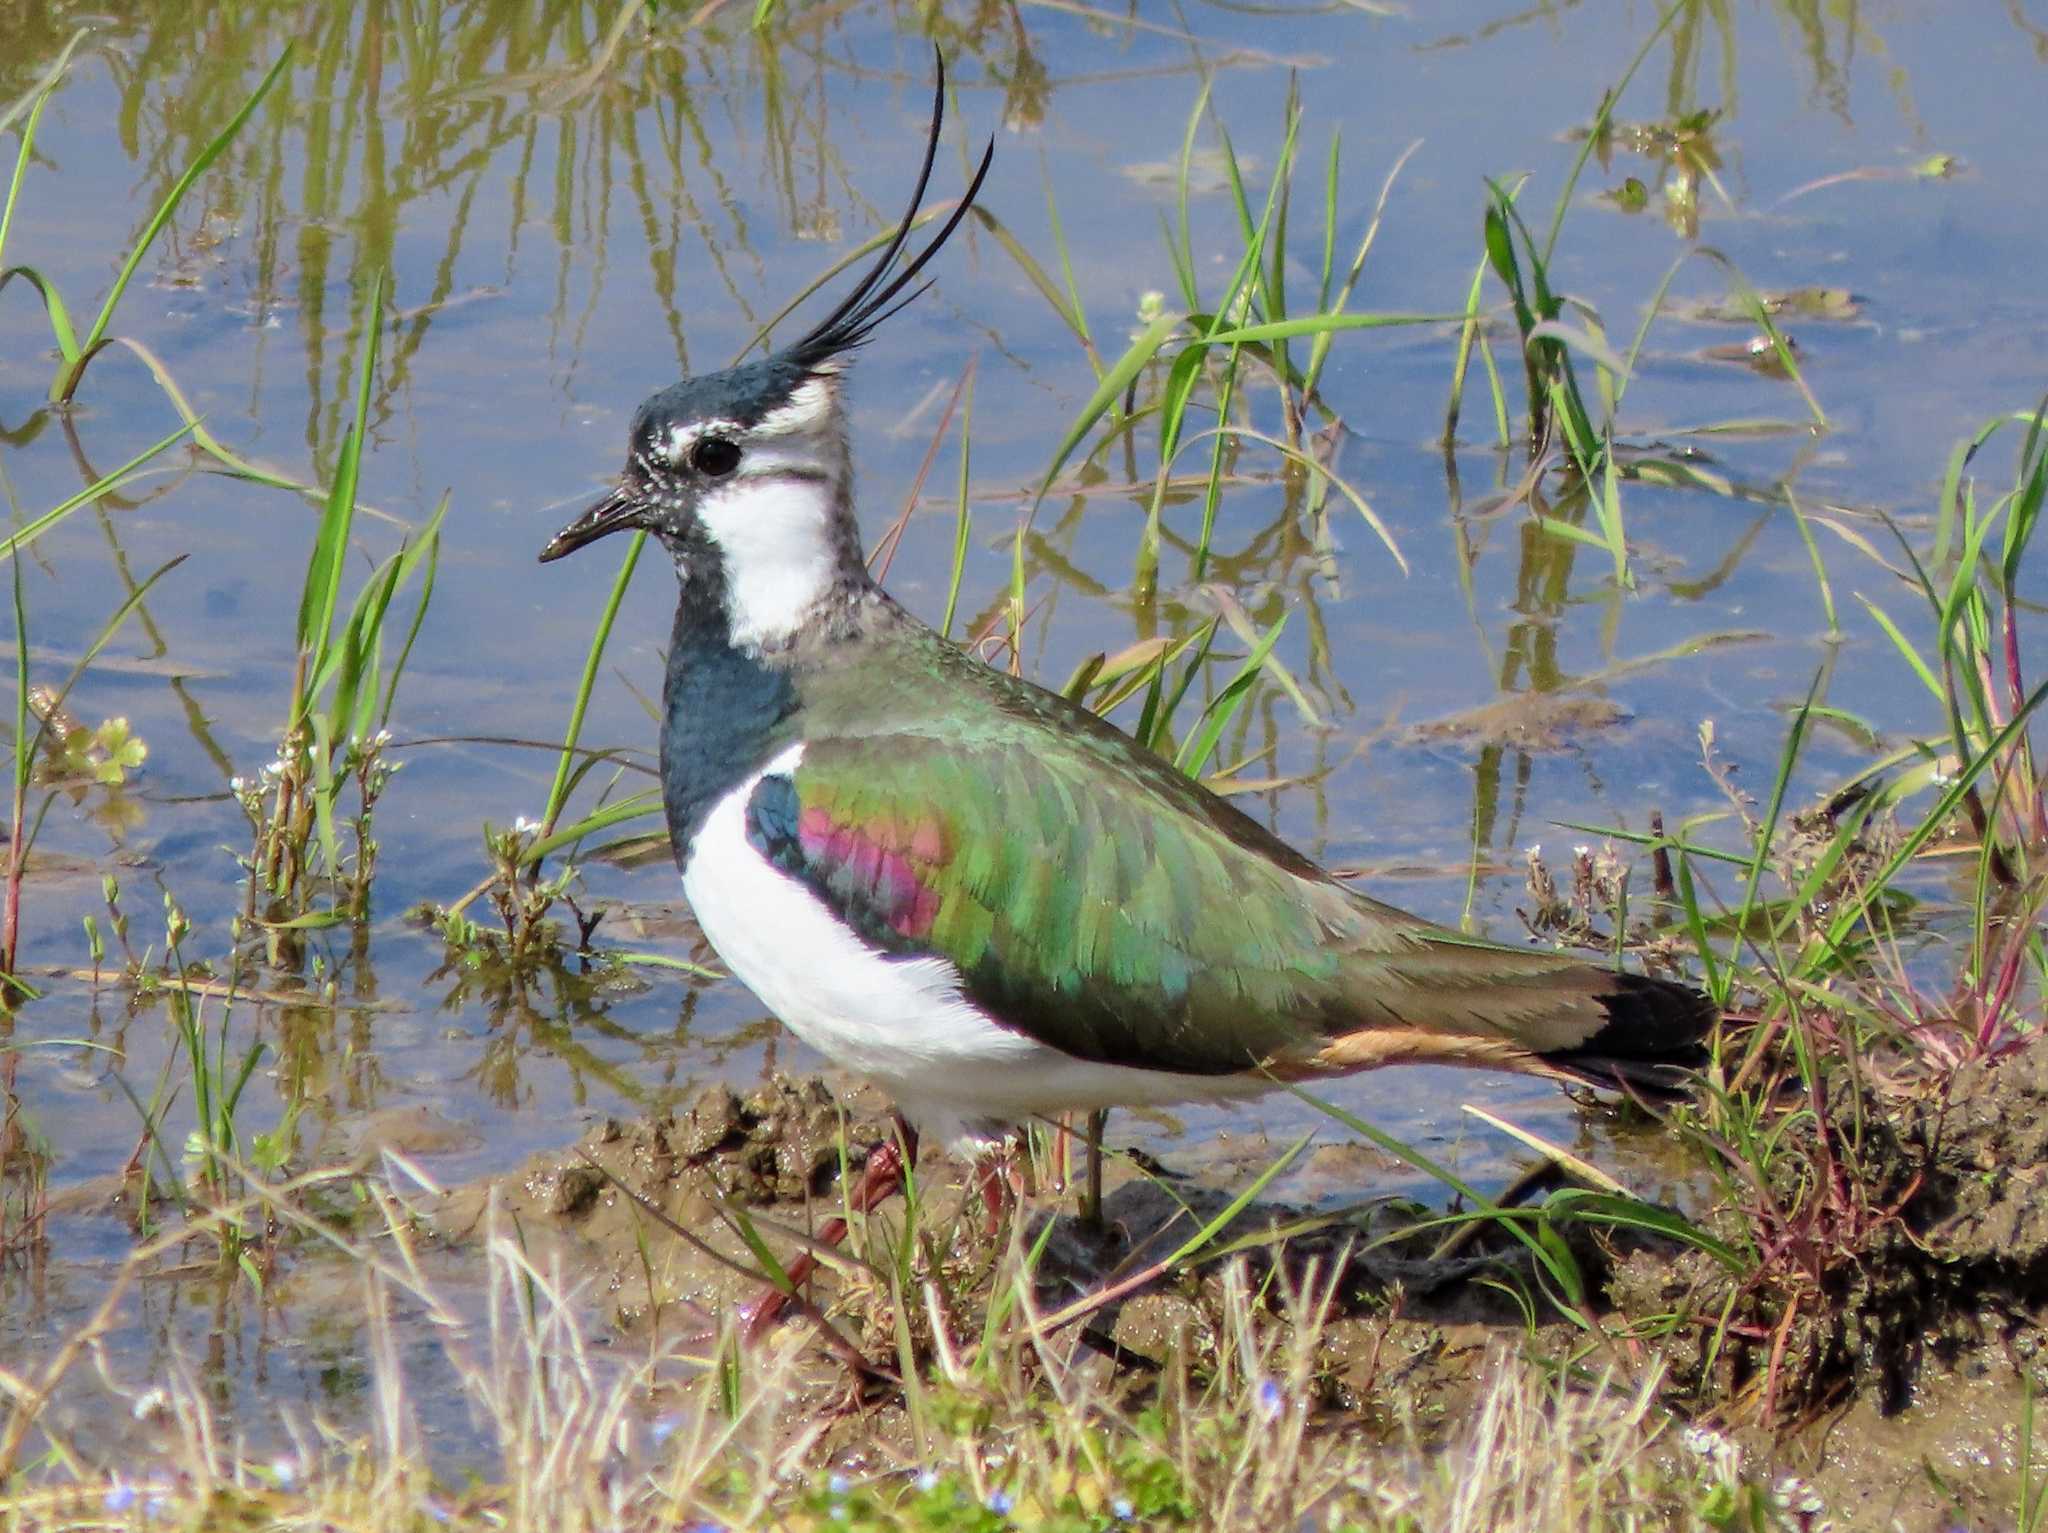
left=740, top=1112, right=919, bottom=1342
left=1081, top=1107, right=1109, bottom=1233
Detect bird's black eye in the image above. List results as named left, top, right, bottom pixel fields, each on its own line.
left=690, top=437, right=741, bottom=478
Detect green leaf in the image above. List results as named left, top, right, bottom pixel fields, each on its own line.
left=1483, top=203, right=1522, bottom=309
left=1852, top=593, right=1943, bottom=702
left=544, top=529, right=645, bottom=830
left=257, top=909, right=349, bottom=931
left=1526, top=318, right=1632, bottom=382
left=1, top=40, right=81, bottom=280
left=521, top=792, right=662, bottom=867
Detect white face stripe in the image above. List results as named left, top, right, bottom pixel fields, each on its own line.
left=753, top=372, right=838, bottom=439
left=682, top=745, right=1274, bottom=1154
left=651, top=418, right=740, bottom=472
left=652, top=372, right=836, bottom=470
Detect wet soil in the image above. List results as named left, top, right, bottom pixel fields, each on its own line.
left=445, top=1047, right=2048, bottom=1530
left=434, top=1075, right=903, bottom=1330
left=1607, top=1042, right=2048, bottom=1530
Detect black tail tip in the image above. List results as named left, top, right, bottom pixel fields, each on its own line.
left=1546, top=972, right=1717, bottom=1093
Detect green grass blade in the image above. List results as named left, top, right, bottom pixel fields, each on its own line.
left=1538, top=4, right=1683, bottom=265
left=68, top=49, right=293, bottom=378
left=380, top=496, right=446, bottom=727
left=1197, top=311, right=1454, bottom=347
left=1726, top=675, right=1820, bottom=990
left=941, top=368, right=975, bottom=637
left=0, top=25, right=86, bottom=140
left=1284, top=1081, right=1587, bottom=1301
left=0, top=264, right=79, bottom=363
left=1175, top=614, right=1287, bottom=776
left=1443, top=253, right=1492, bottom=446
left=0, top=421, right=196, bottom=565
left=307, top=711, right=340, bottom=880
left=1785, top=486, right=1839, bottom=636
left=543, top=529, right=646, bottom=831
left=1187, top=423, right=1408, bottom=574
left=1169, top=79, right=1215, bottom=312
left=1033, top=177, right=1098, bottom=369
left=521, top=791, right=661, bottom=867
left=106, top=336, right=311, bottom=492
left=1162, top=1132, right=1313, bottom=1269
left=1032, top=311, right=1184, bottom=511
left=295, top=268, right=384, bottom=712
left=1813, top=675, right=2048, bottom=967
left=1852, top=594, right=1943, bottom=703
left=0, top=68, right=58, bottom=276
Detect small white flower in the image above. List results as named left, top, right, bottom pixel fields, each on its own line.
left=131, top=1387, right=167, bottom=1422
left=229, top=776, right=246, bottom=793
left=1773, top=1474, right=1824, bottom=1514
left=1681, top=1424, right=1741, bottom=1480
left=513, top=815, right=542, bottom=836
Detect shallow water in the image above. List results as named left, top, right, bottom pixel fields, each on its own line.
left=2, top=0, right=2044, bottom=1448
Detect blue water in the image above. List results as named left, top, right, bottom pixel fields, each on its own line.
left=1, top=0, right=2043, bottom=1446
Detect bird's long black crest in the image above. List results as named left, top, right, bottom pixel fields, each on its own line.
left=787, top=51, right=995, bottom=371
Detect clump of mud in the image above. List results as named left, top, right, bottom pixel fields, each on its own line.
left=436, top=1075, right=900, bottom=1326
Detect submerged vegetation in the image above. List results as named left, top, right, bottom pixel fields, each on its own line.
left=3, top=2, right=2047, bottom=1529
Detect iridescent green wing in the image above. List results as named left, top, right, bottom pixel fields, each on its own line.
left=748, top=627, right=1711, bottom=1077
left=743, top=722, right=1407, bottom=1075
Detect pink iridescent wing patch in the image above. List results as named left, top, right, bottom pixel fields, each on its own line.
left=797, top=804, right=945, bottom=939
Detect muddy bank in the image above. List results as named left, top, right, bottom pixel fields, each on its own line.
left=443, top=1052, right=2048, bottom=1530
left=1609, top=1042, right=2048, bottom=1529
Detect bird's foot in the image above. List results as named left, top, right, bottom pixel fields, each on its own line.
left=737, top=1220, right=843, bottom=1343
left=739, top=1115, right=918, bottom=1342
left=973, top=1146, right=1025, bottom=1241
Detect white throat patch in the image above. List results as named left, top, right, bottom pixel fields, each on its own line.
left=696, top=467, right=842, bottom=650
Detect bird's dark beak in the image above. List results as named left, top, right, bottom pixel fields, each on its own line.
left=539, top=485, right=644, bottom=563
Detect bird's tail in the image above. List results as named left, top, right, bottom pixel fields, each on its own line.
left=1305, top=915, right=1719, bottom=1095
left=1534, top=970, right=1716, bottom=1097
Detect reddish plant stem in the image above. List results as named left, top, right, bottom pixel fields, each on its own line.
left=2, top=772, right=23, bottom=980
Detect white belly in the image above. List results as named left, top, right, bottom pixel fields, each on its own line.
left=681, top=744, right=1265, bottom=1142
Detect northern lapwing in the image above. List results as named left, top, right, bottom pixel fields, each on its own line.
left=540, top=62, right=1713, bottom=1331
